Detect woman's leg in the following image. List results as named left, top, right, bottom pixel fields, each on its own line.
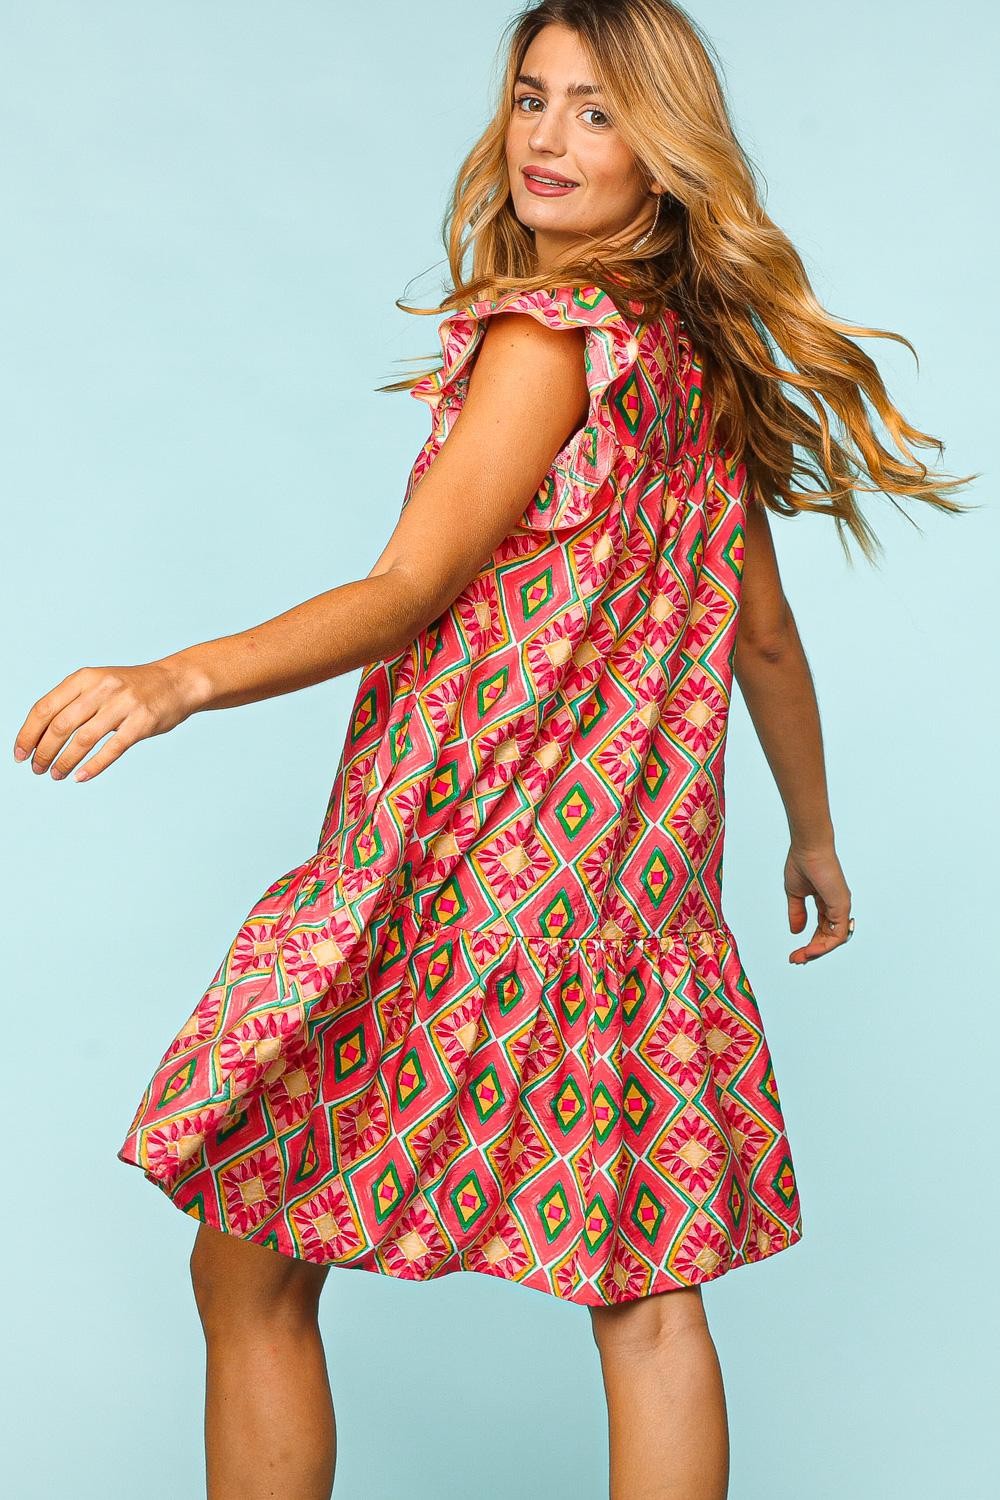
left=590, top=1284, right=729, bottom=1500
left=189, top=1221, right=336, bottom=1500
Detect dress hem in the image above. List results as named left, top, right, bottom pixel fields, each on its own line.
left=118, top=1141, right=804, bottom=1309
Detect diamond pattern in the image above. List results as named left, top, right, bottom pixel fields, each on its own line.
left=118, top=284, right=802, bottom=1306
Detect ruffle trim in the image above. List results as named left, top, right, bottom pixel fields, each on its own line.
left=118, top=863, right=803, bottom=1303
left=408, top=284, right=644, bottom=534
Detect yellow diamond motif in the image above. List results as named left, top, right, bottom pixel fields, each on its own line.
left=396, top=1229, right=430, bottom=1262
left=678, top=1138, right=711, bottom=1170
left=544, top=636, right=573, bottom=667
left=667, top=1033, right=699, bottom=1064
left=685, top=698, right=713, bottom=729
left=312, top=1211, right=339, bottom=1242
left=483, top=1234, right=513, bottom=1265
left=498, top=843, right=531, bottom=877
left=239, top=1174, right=267, bottom=1207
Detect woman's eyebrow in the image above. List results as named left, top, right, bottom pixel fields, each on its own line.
left=516, top=72, right=603, bottom=98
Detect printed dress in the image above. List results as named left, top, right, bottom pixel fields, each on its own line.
left=117, top=283, right=804, bottom=1306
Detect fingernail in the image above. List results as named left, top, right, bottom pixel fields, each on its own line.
left=13, top=746, right=26, bottom=761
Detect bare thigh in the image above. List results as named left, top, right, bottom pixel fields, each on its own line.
left=189, top=1223, right=332, bottom=1325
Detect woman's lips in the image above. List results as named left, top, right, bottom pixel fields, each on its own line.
left=522, top=170, right=578, bottom=197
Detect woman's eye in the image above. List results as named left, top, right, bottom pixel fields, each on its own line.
left=513, top=95, right=610, bottom=129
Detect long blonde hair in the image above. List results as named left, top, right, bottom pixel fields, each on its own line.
left=385, top=0, right=977, bottom=563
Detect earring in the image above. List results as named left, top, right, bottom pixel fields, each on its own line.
left=634, top=190, right=662, bottom=250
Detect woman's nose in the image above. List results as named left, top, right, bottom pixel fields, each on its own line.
left=528, top=119, right=566, bottom=154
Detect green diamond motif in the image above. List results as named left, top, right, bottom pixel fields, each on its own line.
left=390, top=714, right=411, bottom=764
left=432, top=878, right=469, bottom=925
left=334, top=1026, right=366, bottom=1082
left=727, top=1172, right=746, bottom=1227
left=395, top=1048, right=426, bottom=1110
left=573, top=286, right=603, bottom=312
left=640, top=848, right=673, bottom=907
left=496, top=971, right=524, bottom=1014
left=559, top=971, right=585, bottom=1025
left=620, top=966, right=644, bottom=1026
left=425, top=761, right=461, bottom=814
left=521, top=567, right=554, bottom=619
left=685, top=382, right=703, bottom=437
left=351, top=822, right=383, bottom=868
left=350, top=688, right=378, bottom=743
left=470, top=1063, right=505, bottom=1125
left=553, top=1075, right=586, bottom=1134
left=451, top=1170, right=490, bottom=1230
left=424, top=942, right=454, bottom=997
left=759, top=1061, right=781, bottom=1114
left=580, top=685, right=608, bottom=737
left=477, top=665, right=508, bottom=718
left=641, top=746, right=668, bottom=800
left=375, top=917, right=407, bottom=974
left=530, top=473, right=560, bottom=521
left=583, top=1191, right=614, bottom=1253
left=292, top=1127, right=320, bottom=1184
left=555, top=782, right=595, bottom=840
left=293, top=878, right=326, bottom=912
left=372, top=1161, right=404, bottom=1224
left=621, top=1073, right=655, bottom=1132
left=614, top=373, right=642, bottom=436
left=631, top=1184, right=666, bottom=1245
left=538, top=1181, right=572, bottom=1243
left=157, top=1057, right=197, bottom=1109
left=423, top=623, right=446, bottom=668
left=593, top=973, right=619, bottom=1030
left=591, top=1082, right=620, bottom=1143
left=539, top=887, right=574, bottom=938
left=773, top=1155, right=797, bottom=1208
left=722, top=522, right=745, bottom=580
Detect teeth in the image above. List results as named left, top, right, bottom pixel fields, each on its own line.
left=529, top=174, right=573, bottom=186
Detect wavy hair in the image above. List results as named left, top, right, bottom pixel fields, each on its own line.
left=383, top=0, right=977, bottom=564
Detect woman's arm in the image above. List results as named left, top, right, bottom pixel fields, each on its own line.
left=732, top=494, right=853, bottom=963
left=172, top=312, right=590, bottom=713
left=13, top=312, right=589, bottom=781
left=732, top=497, right=834, bottom=849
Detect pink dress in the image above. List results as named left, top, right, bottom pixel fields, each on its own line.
left=118, top=283, right=803, bottom=1305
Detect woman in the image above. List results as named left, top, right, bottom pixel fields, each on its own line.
left=13, top=3, right=972, bottom=1497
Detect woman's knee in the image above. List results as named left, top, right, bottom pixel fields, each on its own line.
left=189, top=1222, right=329, bottom=1333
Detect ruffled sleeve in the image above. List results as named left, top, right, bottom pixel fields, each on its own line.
left=409, top=283, right=643, bottom=533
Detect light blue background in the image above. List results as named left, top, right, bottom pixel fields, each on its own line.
left=2, top=3, right=994, bottom=1496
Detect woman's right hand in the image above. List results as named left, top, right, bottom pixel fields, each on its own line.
left=12, top=656, right=208, bottom=784
left=783, top=840, right=854, bottom=965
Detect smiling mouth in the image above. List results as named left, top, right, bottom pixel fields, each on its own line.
left=524, top=171, right=578, bottom=187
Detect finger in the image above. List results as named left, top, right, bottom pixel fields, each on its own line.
left=49, top=702, right=133, bottom=779
left=71, top=714, right=148, bottom=782
left=14, top=670, right=92, bottom=763
left=786, top=892, right=809, bottom=932
left=31, top=691, right=113, bottom=777
left=790, top=897, right=853, bottom=964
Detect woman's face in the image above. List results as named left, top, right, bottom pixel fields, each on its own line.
left=505, top=23, right=657, bottom=269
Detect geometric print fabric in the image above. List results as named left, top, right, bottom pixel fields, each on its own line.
left=117, top=283, right=803, bottom=1304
